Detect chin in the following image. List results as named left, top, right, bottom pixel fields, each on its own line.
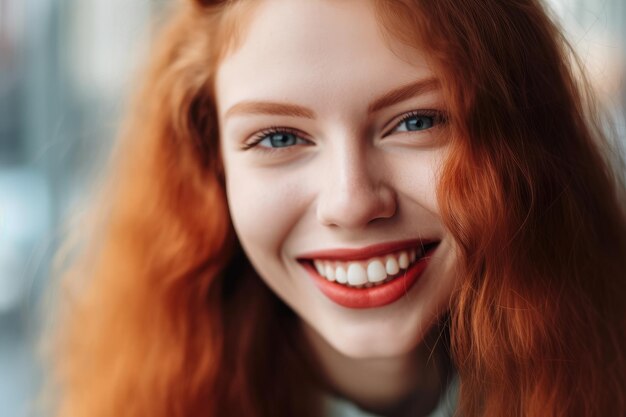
left=307, top=310, right=437, bottom=360
left=332, top=337, right=422, bottom=360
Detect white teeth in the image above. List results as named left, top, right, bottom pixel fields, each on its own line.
left=310, top=244, right=434, bottom=288
left=398, top=252, right=409, bottom=269
left=347, top=263, right=368, bottom=285
left=366, top=260, right=387, bottom=283
left=324, top=263, right=335, bottom=281
left=385, top=256, right=399, bottom=275
left=314, top=260, right=324, bottom=276
left=335, top=266, right=347, bottom=283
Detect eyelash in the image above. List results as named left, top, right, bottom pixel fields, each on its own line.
left=241, top=109, right=447, bottom=152
left=242, top=126, right=308, bottom=152
left=392, top=109, right=447, bottom=135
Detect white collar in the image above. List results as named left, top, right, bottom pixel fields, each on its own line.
left=323, top=375, right=459, bottom=417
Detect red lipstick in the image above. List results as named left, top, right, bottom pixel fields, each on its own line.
left=299, top=240, right=439, bottom=309
left=297, top=238, right=438, bottom=261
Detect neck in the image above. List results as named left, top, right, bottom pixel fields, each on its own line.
left=302, top=322, right=451, bottom=417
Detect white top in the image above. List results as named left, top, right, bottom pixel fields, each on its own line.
left=324, top=376, right=459, bottom=417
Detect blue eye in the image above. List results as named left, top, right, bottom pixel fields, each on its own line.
left=393, top=113, right=438, bottom=133
left=244, top=127, right=310, bottom=151
left=259, top=132, right=302, bottom=148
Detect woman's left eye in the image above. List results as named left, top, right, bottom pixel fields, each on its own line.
left=388, top=110, right=445, bottom=135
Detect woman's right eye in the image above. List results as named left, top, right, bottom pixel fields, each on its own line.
left=259, top=132, right=306, bottom=148
left=243, top=127, right=310, bottom=152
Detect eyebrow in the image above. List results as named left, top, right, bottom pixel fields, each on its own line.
left=225, top=101, right=315, bottom=119
left=223, top=77, right=440, bottom=120
left=367, top=77, right=440, bottom=114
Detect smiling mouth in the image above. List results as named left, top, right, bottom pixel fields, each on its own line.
left=298, top=240, right=440, bottom=289
left=298, top=240, right=440, bottom=309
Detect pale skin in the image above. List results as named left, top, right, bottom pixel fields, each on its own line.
left=216, top=0, right=459, bottom=415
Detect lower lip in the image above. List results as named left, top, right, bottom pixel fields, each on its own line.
left=302, top=245, right=438, bottom=309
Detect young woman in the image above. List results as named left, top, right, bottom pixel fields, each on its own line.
left=48, top=1, right=626, bottom=416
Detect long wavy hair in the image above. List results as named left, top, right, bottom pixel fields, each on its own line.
left=48, top=0, right=626, bottom=416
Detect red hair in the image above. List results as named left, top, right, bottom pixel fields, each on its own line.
left=48, top=1, right=626, bottom=416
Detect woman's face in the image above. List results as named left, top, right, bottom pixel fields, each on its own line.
left=216, top=0, right=459, bottom=359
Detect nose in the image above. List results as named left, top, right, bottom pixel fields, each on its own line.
left=316, top=144, right=397, bottom=229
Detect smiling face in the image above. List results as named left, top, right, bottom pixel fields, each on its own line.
left=216, top=0, right=459, bottom=359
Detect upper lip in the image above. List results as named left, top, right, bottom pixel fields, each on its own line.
left=296, top=238, right=439, bottom=262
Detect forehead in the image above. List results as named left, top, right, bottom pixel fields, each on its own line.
left=215, top=0, right=434, bottom=117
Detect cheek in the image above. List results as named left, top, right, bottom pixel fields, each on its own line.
left=224, top=163, right=309, bottom=257
left=391, top=151, right=442, bottom=215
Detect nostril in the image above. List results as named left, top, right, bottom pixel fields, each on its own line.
left=316, top=185, right=397, bottom=228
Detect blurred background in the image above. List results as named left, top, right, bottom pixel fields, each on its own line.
left=0, top=0, right=624, bottom=416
